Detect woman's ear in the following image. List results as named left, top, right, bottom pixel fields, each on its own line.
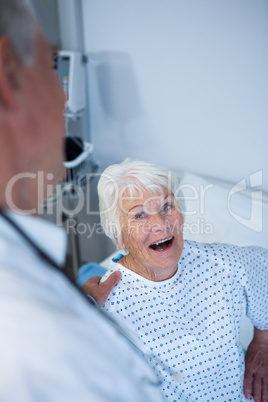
left=115, top=237, right=125, bottom=250
left=0, top=37, right=22, bottom=109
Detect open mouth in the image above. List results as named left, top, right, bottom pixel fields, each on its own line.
left=149, top=236, right=174, bottom=252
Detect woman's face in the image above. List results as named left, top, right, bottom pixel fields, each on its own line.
left=117, top=187, right=184, bottom=281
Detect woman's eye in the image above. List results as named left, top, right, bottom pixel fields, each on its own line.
left=162, top=203, right=173, bottom=212
left=135, top=212, right=145, bottom=219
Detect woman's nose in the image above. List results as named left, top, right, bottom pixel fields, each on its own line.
left=150, top=213, right=168, bottom=233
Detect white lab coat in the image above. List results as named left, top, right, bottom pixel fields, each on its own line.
left=0, top=212, right=164, bottom=402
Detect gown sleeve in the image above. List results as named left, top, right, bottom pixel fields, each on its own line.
left=234, top=246, right=268, bottom=330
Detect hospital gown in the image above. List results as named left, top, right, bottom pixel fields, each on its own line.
left=102, top=240, right=268, bottom=402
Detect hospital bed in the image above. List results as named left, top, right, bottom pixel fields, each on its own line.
left=78, top=170, right=268, bottom=351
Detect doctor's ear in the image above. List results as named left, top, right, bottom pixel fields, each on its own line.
left=0, top=37, right=22, bottom=109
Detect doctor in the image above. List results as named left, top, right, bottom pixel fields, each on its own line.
left=0, top=0, right=164, bottom=401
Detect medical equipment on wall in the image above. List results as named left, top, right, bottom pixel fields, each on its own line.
left=53, top=50, right=96, bottom=189
left=49, top=51, right=98, bottom=278
left=54, top=51, right=86, bottom=116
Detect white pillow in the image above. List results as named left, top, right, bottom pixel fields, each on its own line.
left=179, top=172, right=268, bottom=249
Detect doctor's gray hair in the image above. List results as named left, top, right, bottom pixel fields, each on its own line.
left=98, top=158, right=184, bottom=244
left=0, top=0, right=36, bottom=65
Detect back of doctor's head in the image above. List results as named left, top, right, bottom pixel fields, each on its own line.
left=98, top=158, right=183, bottom=244
left=0, top=0, right=36, bottom=65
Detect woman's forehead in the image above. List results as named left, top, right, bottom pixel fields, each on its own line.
left=120, top=184, right=169, bottom=197
left=119, top=187, right=174, bottom=211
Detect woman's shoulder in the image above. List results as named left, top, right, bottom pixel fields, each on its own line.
left=100, top=253, right=125, bottom=281
left=181, top=240, right=243, bottom=270
left=183, top=239, right=243, bottom=255
left=101, top=258, right=142, bottom=293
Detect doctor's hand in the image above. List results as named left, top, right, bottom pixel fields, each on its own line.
left=81, top=271, right=122, bottom=306
left=244, top=327, right=268, bottom=402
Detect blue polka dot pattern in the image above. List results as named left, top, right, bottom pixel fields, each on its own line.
left=102, top=240, right=268, bottom=401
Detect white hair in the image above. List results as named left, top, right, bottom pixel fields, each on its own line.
left=98, top=158, right=184, bottom=244
left=0, top=0, right=36, bottom=65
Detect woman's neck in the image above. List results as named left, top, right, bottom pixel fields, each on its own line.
left=119, top=254, right=178, bottom=282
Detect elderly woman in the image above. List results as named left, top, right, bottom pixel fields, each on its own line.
left=96, top=158, right=268, bottom=402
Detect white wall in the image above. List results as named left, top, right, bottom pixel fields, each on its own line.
left=82, top=0, right=268, bottom=191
